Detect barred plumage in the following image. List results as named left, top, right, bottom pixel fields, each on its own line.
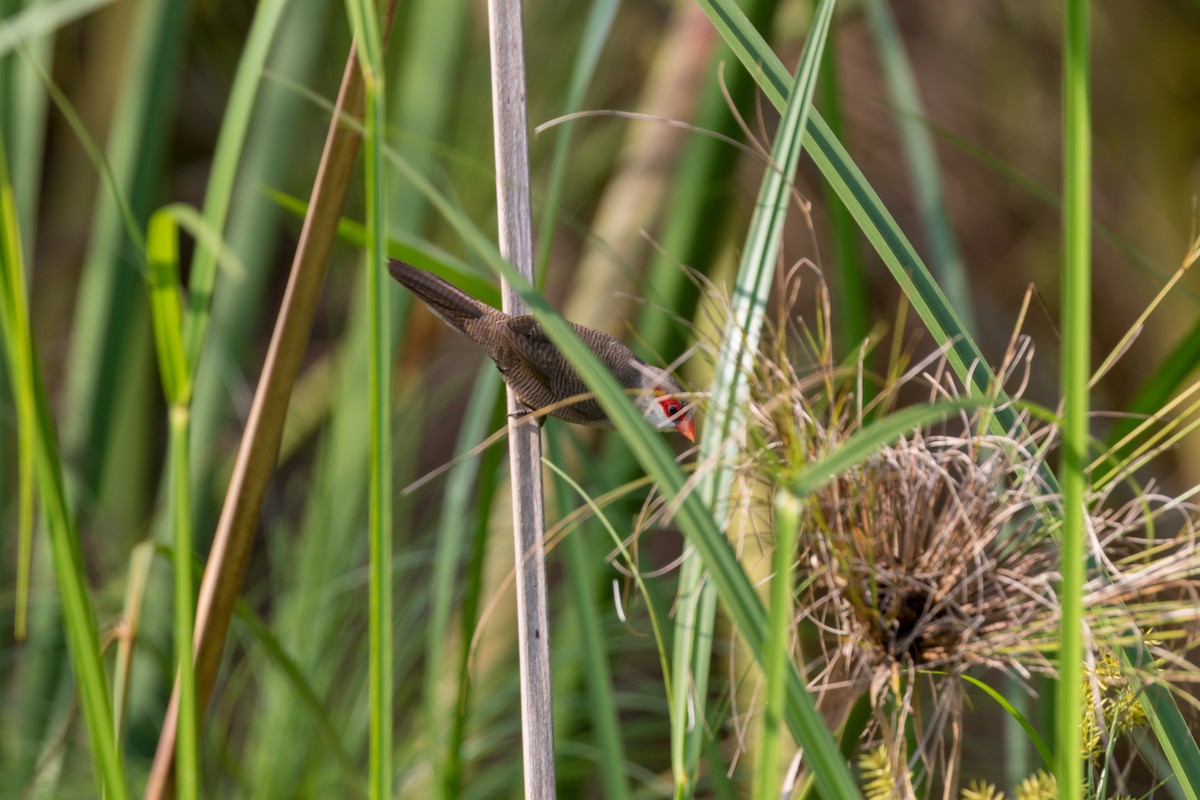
left=387, top=260, right=695, bottom=440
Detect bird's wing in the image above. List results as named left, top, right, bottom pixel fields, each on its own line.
left=502, top=316, right=615, bottom=425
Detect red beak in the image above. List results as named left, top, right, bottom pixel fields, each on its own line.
left=676, top=416, right=696, bottom=442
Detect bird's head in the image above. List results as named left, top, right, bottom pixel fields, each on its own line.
left=646, top=378, right=696, bottom=442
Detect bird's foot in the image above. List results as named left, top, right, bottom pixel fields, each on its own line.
left=507, top=405, right=543, bottom=426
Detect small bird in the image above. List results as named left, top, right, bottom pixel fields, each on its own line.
left=388, top=260, right=696, bottom=442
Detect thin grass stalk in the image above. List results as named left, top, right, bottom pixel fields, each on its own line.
left=168, top=405, right=197, bottom=800
left=141, top=16, right=392, bottom=792
left=146, top=209, right=198, bottom=798
left=0, top=134, right=34, bottom=642
left=344, top=1, right=391, bottom=796
left=366, top=73, right=393, bottom=797
left=486, top=0, right=555, bottom=795
left=755, top=491, right=801, bottom=800
left=1058, top=0, right=1090, bottom=796
left=0, top=131, right=129, bottom=800
left=673, top=4, right=834, bottom=794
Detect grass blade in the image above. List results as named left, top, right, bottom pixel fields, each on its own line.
left=1057, top=2, right=1091, bottom=797
left=1123, top=646, right=1200, bottom=800
left=145, top=210, right=198, bottom=798
left=344, top=1, right=391, bottom=797
left=0, top=129, right=129, bottom=800
left=675, top=3, right=834, bottom=792
left=694, top=0, right=1035, bottom=453
left=754, top=490, right=801, bottom=800
left=959, top=673, right=1056, bottom=773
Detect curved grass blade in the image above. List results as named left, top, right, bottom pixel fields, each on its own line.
left=0, top=130, right=129, bottom=800
left=694, top=0, right=1034, bottom=459
left=676, top=3, right=834, bottom=792
left=1123, top=645, right=1200, bottom=800
left=959, top=673, right=1056, bottom=773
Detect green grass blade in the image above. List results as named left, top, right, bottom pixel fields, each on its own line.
left=145, top=209, right=198, bottom=798
left=785, top=400, right=975, bottom=497
left=1057, top=2, right=1090, bottom=797
left=1123, top=646, right=1200, bottom=800
left=676, top=3, right=834, bottom=792
left=754, top=490, right=801, bottom=800
left=146, top=212, right=189, bottom=405
left=180, top=0, right=290, bottom=375
left=345, top=2, right=391, bottom=797
left=0, top=132, right=34, bottom=640
left=0, top=129, right=129, bottom=800
left=694, top=0, right=1033, bottom=452
left=959, top=673, right=1056, bottom=773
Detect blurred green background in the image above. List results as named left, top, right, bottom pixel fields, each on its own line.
left=2, top=1, right=1200, bottom=797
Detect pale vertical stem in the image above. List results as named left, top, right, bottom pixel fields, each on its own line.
left=486, top=0, right=556, bottom=797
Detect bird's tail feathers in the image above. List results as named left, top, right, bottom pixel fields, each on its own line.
left=387, top=260, right=498, bottom=330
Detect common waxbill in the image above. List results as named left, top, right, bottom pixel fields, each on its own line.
left=388, top=260, right=696, bottom=442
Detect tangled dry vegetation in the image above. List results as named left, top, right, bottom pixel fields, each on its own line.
left=733, top=271, right=1200, bottom=795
